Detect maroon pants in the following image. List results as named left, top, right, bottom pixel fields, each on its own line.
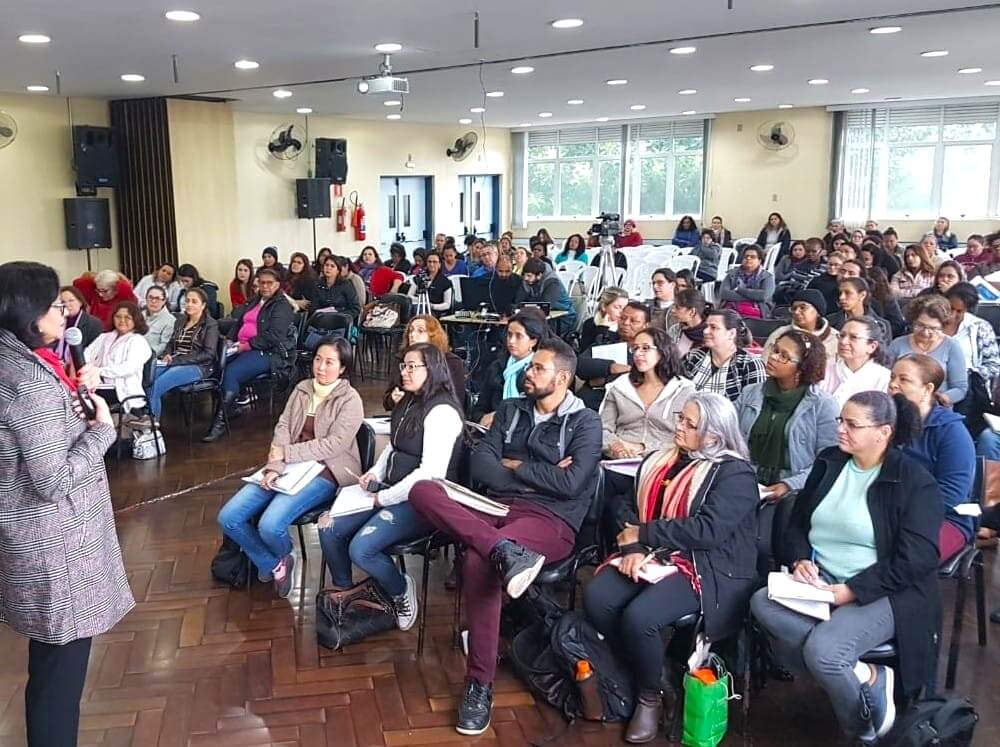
left=939, top=520, right=967, bottom=562
left=408, top=479, right=576, bottom=684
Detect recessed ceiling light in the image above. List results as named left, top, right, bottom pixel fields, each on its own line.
left=18, top=34, right=51, bottom=44
left=958, top=67, right=983, bottom=74
left=567, top=99, right=584, bottom=105
left=921, top=50, right=949, bottom=57
left=121, top=74, right=145, bottom=82
left=606, top=79, right=628, bottom=86
left=25, top=85, right=49, bottom=92
left=851, top=87, right=871, bottom=94
left=678, top=88, right=697, bottom=95
left=164, top=10, right=200, bottom=22
left=749, top=64, right=774, bottom=72
left=778, top=103, right=794, bottom=109
left=551, top=18, right=584, bottom=29
left=470, top=106, right=486, bottom=113
left=234, top=59, right=259, bottom=70
left=511, top=65, right=535, bottom=74
left=985, top=80, right=1000, bottom=86
left=383, top=100, right=401, bottom=106
left=459, top=118, right=472, bottom=124
left=486, top=90, right=504, bottom=98
left=296, top=107, right=313, bottom=114
left=681, top=110, right=696, bottom=115
left=734, top=97, right=752, bottom=103
left=869, top=26, right=902, bottom=34
left=629, top=104, right=646, bottom=111
left=594, top=116, right=609, bottom=122
left=374, top=42, right=402, bottom=53
left=808, top=78, right=829, bottom=85
left=538, top=112, right=553, bottom=118
left=669, top=46, right=697, bottom=55
left=519, top=122, right=533, bottom=127
left=272, top=89, right=293, bottom=98
left=386, top=113, right=401, bottom=120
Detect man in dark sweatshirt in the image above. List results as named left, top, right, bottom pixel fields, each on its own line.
left=409, top=337, right=602, bottom=737
left=516, top=258, right=577, bottom=336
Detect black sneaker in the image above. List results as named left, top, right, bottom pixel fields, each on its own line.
left=455, top=680, right=493, bottom=736
left=490, top=539, right=545, bottom=599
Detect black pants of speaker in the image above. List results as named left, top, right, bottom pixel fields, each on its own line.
left=296, top=178, right=332, bottom=219
left=64, top=197, right=111, bottom=249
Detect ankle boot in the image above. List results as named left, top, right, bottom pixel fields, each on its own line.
left=202, top=392, right=237, bottom=442
left=624, top=689, right=663, bottom=744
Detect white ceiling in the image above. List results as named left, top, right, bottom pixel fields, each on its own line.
left=4, top=0, right=1000, bottom=126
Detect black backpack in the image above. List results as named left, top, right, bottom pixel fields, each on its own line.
left=210, top=536, right=257, bottom=588
left=884, top=697, right=978, bottom=747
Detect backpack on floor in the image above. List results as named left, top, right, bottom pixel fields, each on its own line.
left=210, top=536, right=257, bottom=588
left=884, top=697, right=978, bottom=747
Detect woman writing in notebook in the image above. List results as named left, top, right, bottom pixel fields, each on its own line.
left=751, top=391, right=942, bottom=745
left=217, top=338, right=364, bottom=599
left=318, top=343, right=464, bottom=633
left=583, top=391, right=759, bottom=744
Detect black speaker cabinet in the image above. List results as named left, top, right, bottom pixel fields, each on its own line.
left=296, top=178, right=332, bottom=219
left=314, top=138, right=347, bottom=184
left=64, top=197, right=111, bottom=249
left=73, top=125, right=119, bottom=188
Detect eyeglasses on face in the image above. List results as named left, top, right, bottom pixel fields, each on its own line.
left=835, top=417, right=882, bottom=431
left=912, top=322, right=943, bottom=335
left=840, top=332, right=871, bottom=344
left=527, top=362, right=556, bottom=374
left=398, top=362, right=427, bottom=373
left=50, top=301, right=68, bottom=316
left=674, top=414, right=698, bottom=431
left=768, top=349, right=801, bottom=364
left=629, top=344, right=656, bottom=355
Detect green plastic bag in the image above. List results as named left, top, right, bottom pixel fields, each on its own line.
left=681, top=654, right=735, bottom=747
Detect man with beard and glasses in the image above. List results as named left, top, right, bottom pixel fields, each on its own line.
left=409, top=337, right=602, bottom=737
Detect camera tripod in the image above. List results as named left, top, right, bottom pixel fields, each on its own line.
left=586, top=236, right=620, bottom=316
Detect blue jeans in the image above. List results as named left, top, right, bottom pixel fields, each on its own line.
left=222, top=350, right=271, bottom=396
left=217, top=475, right=338, bottom=573
left=147, top=364, right=203, bottom=419
left=318, top=502, right=430, bottom=598
left=977, top=429, right=1000, bottom=460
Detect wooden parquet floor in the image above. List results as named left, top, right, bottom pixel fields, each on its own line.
left=0, top=388, right=997, bottom=746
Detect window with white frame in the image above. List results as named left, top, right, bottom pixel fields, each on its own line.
left=836, top=102, right=1000, bottom=221
left=627, top=121, right=705, bottom=219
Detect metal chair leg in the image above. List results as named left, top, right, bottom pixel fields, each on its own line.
left=945, top=573, right=967, bottom=689
left=297, top=524, right=307, bottom=567
left=319, top=555, right=327, bottom=589
left=974, top=556, right=987, bottom=647
left=417, top=544, right=433, bottom=657
left=452, top=547, right=464, bottom=650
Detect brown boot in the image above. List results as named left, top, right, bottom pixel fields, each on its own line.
left=624, top=689, right=663, bottom=744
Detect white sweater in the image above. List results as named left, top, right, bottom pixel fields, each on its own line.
left=84, top=331, right=153, bottom=412
left=816, top=358, right=891, bottom=407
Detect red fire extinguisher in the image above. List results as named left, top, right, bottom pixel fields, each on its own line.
left=336, top=198, right=347, bottom=233
left=350, top=191, right=366, bottom=242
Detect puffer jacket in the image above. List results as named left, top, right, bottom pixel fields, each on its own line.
left=227, top=292, right=297, bottom=373
left=599, top=374, right=694, bottom=455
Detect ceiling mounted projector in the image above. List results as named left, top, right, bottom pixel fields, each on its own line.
left=357, top=53, right=409, bottom=95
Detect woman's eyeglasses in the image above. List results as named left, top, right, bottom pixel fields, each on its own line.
left=834, top=417, right=882, bottom=431
left=398, top=362, right=427, bottom=373
left=628, top=344, right=656, bottom=355
left=767, top=349, right=801, bottom=364
left=50, top=301, right=68, bottom=316
left=912, top=323, right=943, bottom=336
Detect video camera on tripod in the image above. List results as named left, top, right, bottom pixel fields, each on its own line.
left=589, top=212, right=622, bottom=241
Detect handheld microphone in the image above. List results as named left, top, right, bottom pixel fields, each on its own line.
left=63, top=327, right=97, bottom=420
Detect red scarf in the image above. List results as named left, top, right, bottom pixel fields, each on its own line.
left=34, top=347, right=77, bottom=393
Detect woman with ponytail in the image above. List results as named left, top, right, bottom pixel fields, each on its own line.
left=751, top=390, right=942, bottom=744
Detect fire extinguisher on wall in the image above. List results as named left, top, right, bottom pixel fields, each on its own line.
left=336, top=198, right=347, bottom=232
left=350, top=190, right=366, bottom=242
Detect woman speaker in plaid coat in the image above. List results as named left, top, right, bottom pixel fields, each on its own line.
left=0, top=262, right=134, bottom=746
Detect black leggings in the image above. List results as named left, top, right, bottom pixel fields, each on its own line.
left=583, top=567, right=700, bottom=691
left=26, top=636, right=92, bottom=747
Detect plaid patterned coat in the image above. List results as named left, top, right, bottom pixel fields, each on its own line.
left=0, top=330, right=134, bottom=644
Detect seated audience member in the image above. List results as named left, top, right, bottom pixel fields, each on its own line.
left=763, top=289, right=839, bottom=361
left=230, top=259, right=255, bottom=309
left=881, top=228, right=903, bottom=262
left=177, top=264, right=219, bottom=315
left=585, top=391, right=758, bottom=744
left=313, top=247, right=333, bottom=275
left=616, top=219, right=643, bottom=248
left=666, top=288, right=708, bottom=357
left=823, top=219, right=846, bottom=251
left=681, top=309, right=765, bottom=402
left=932, top=216, right=958, bottom=252
left=441, top=245, right=469, bottom=277
left=773, top=237, right=826, bottom=305
left=219, top=338, right=363, bottom=597
left=673, top=268, right=695, bottom=293
left=464, top=237, right=485, bottom=270
left=692, top=228, right=722, bottom=283
left=516, top=258, right=576, bottom=336
left=530, top=242, right=554, bottom=269
left=751, top=391, right=942, bottom=745
left=590, top=245, right=628, bottom=270
left=719, top=245, right=774, bottom=319
left=369, top=263, right=404, bottom=297
left=554, top=233, right=587, bottom=264
left=335, top=255, right=367, bottom=306
left=865, top=239, right=901, bottom=279
left=512, top=246, right=529, bottom=275
left=887, top=295, right=968, bottom=406
left=313, top=255, right=361, bottom=320
left=259, top=246, right=287, bottom=280
left=84, top=301, right=153, bottom=413
left=737, top=331, right=837, bottom=502
left=890, top=245, right=936, bottom=299
left=284, top=252, right=317, bottom=311
left=354, top=246, right=383, bottom=286
left=818, top=317, right=891, bottom=406
left=756, top=212, right=792, bottom=257
left=73, top=269, right=137, bottom=330
left=579, top=287, right=629, bottom=351
left=146, top=287, right=219, bottom=425
left=134, top=262, right=182, bottom=310
left=710, top=215, right=733, bottom=247
left=417, top=252, right=454, bottom=314
left=672, top=215, right=700, bottom=248
left=919, top=259, right=965, bottom=298
left=807, top=251, right=845, bottom=312
left=535, top=227, right=554, bottom=249
left=471, top=243, right=499, bottom=279
left=850, top=228, right=867, bottom=250
left=498, top=237, right=514, bottom=262
left=826, top=277, right=892, bottom=343
left=954, top=234, right=993, bottom=277
left=320, top=343, right=463, bottom=628
left=203, top=268, right=296, bottom=441
left=866, top=267, right=907, bottom=337
left=578, top=301, right=649, bottom=410
left=471, top=310, right=547, bottom=426
left=142, top=286, right=175, bottom=357
left=648, top=267, right=677, bottom=329
left=383, top=315, right=465, bottom=411
left=888, top=355, right=975, bottom=561
left=919, top=233, right=942, bottom=267
left=55, top=285, right=103, bottom=365
left=412, top=248, right=428, bottom=276
left=386, top=242, right=412, bottom=274
left=773, top=240, right=810, bottom=285
left=409, top=338, right=602, bottom=736
left=944, top=282, right=1000, bottom=441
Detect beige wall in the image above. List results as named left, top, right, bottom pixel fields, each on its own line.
left=0, top=94, right=118, bottom=281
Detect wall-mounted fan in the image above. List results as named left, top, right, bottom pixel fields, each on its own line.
left=0, top=111, right=17, bottom=150
left=267, top=123, right=303, bottom=160
left=757, top=121, right=795, bottom=151
left=447, top=131, right=478, bottom=162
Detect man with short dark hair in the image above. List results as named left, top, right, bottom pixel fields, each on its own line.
left=516, top=258, right=577, bottom=335
left=409, top=338, right=602, bottom=737
left=471, top=243, right=498, bottom=279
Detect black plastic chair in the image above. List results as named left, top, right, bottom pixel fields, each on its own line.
left=383, top=531, right=455, bottom=656
left=357, top=293, right=412, bottom=380
left=167, top=334, right=229, bottom=443
left=743, top=317, right=785, bottom=344
left=295, top=311, right=354, bottom=381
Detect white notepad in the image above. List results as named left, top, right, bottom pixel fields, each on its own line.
left=602, top=458, right=642, bottom=477
left=433, top=478, right=510, bottom=517
left=590, top=342, right=629, bottom=366
left=242, top=460, right=325, bottom=496
left=327, top=484, right=377, bottom=517
left=607, top=556, right=679, bottom=584
left=767, top=571, right=835, bottom=621
left=364, top=416, right=392, bottom=436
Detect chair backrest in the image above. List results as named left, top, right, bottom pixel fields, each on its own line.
left=716, top=247, right=738, bottom=282
left=449, top=274, right=467, bottom=304
left=555, top=259, right=586, bottom=275
left=356, top=422, right=377, bottom=472
left=213, top=332, right=229, bottom=381
left=743, top=317, right=784, bottom=343
left=379, top=293, right=413, bottom=325
left=733, top=237, right=757, bottom=254
left=555, top=268, right=577, bottom=293
left=763, top=244, right=781, bottom=274
left=972, top=456, right=986, bottom=507
left=668, top=254, right=698, bottom=274
left=141, top=354, right=157, bottom=389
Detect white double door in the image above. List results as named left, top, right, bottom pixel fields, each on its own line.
left=457, top=175, right=497, bottom=241
left=380, top=176, right=428, bottom=258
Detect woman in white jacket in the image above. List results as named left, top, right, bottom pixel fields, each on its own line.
left=816, top=317, right=891, bottom=407
left=84, top=300, right=152, bottom=413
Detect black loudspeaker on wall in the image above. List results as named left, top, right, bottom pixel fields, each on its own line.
left=314, top=138, right=348, bottom=184
left=72, top=125, right=120, bottom=188
left=296, top=178, right=332, bottom=219
left=64, top=198, right=111, bottom=249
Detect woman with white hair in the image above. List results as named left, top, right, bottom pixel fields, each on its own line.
left=72, top=269, right=137, bottom=331
left=583, top=391, right=759, bottom=743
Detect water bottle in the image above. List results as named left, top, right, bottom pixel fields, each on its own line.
left=575, top=660, right=604, bottom=721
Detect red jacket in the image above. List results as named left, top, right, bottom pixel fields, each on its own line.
left=72, top=275, right=137, bottom=330
left=615, top=232, right=643, bottom=248
left=229, top=279, right=249, bottom=309
left=370, top=266, right=403, bottom=297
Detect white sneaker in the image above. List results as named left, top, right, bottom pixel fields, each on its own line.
left=394, top=573, right=418, bottom=631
